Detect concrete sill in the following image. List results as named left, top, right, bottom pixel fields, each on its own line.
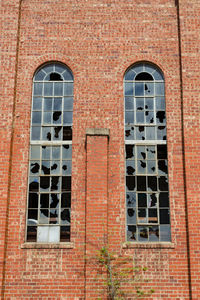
left=122, top=242, right=175, bottom=249
left=21, top=242, right=74, bottom=249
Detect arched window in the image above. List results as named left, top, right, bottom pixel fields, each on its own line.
left=124, top=63, right=170, bottom=242
left=26, top=63, right=73, bottom=243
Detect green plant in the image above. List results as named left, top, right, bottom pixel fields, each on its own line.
left=96, top=246, right=154, bottom=300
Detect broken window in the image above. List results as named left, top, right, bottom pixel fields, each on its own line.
left=27, top=62, right=73, bottom=243
left=125, top=63, right=171, bottom=242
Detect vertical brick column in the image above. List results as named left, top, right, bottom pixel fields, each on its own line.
left=85, top=128, right=109, bottom=299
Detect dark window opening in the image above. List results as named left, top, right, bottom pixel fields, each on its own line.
left=135, top=72, right=153, bottom=81
left=49, top=72, right=63, bottom=81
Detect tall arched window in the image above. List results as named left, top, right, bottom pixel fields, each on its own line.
left=26, top=63, right=73, bottom=243
left=124, top=63, right=170, bottom=242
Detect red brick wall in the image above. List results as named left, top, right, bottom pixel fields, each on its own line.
left=1, top=0, right=199, bottom=298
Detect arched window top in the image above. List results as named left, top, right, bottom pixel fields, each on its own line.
left=34, top=63, right=73, bottom=81
left=124, top=63, right=164, bottom=81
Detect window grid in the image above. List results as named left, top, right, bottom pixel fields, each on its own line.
left=124, top=63, right=170, bottom=243
left=27, top=63, right=73, bottom=243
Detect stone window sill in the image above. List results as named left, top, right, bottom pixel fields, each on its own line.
left=122, top=242, right=175, bottom=249
left=21, top=242, right=74, bottom=249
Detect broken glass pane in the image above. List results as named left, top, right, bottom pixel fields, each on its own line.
left=30, top=162, right=40, bottom=175
left=40, top=194, right=49, bottom=208
left=41, top=161, right=50, bottom=175
left=149, top=226, right=159, bottom=242
left=148, top=209, right=158, bottom=223
left=126, top=192, right=136, bottom=207
left=137, top=160, right=146, bottom=174
left=136, top=98, right=144, bottom=111
left=53, top=111, right=62, bottom=125
left=137, top=176, right=146, bottom=191
left=63, top=126, right=72, bottom=141
left=29, top=177, right=39, bottom=192
left=62, top=145, right=72, bottom=159
left=61, top=209, right=70, bottom=224
left=160, top=225, right=171, bottom=241
left=137, top=146, right=145, bottom=159
left=125, top=97, right=134, bottom=110
left=135, top=72, right=153, bottom=81
left=147, top=160, right=156, bottom=174
left=28, top=193, right=38, bottom=208
left=61, top=193, right=71, bottom=208
left=40, top=176, right=50, bottom=191
left=27, top=226, right=37, bottom=242
left=158, top=176, right=168, bottom=191
left=138, top=193, right=147, bottom=207
left=156, top=111, right=166, bottom=124
left=42, top=127, right=51, bottom=141
left=157, top=126, right=166, bottom=140
left=147, top=176, right=157, bottom=191
left=138, top=209, right=147, bottom=223
left=145, top=111, right=154, bottom=124
left=158, top=160, right=168, bottom=175
left=136, top=126, right=145, bottom=140
left=144, top=83, right=154, bottom=96
left=49, top=209, right=59, bottom=224
left=146, top=146, right=156, bottom=159
left=125, top=126, right=135, bottom=140
left=145, top=98, right=154, bottom=110
left=159, top=192, right=169, bottom=207
left=62, top=176, right=71, bottom=191
left=125, top=82, right=133, bottom=96
left=127, top=208, right=136, bottom=224
left=51, top=176, right=60, bottom=191
left=60, top=226, right=70, bottom=242
left=157, top=145, right=167, bottom=159
left=50, top=194, right=59, bottom=208
left=159, top=209, right=170, bottom=224
left=148, top=193, right=157, bottom=207
left=125, top=145, right=135, bottom=159
left=126, top=160, right=135, bottom=175
left=51, top=161, right=60, bottom=175
left=53, top=126, right=62, bottom=140
left=127, top=225, right=136, bottom=241
left=62, top=160, right=72, bottom=175
left=138, top=227, right=148, bottom=241
left=28, top=209, right=38, bottom=221
left=126, top=176, right=135, bottom=191
left=39, top=209, right=49, bottom=224
left=44, top=83, right=53, bottom=96
left=135, top=82, right=144, bottom=96
left=42, top=146, right=51, bottom=160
